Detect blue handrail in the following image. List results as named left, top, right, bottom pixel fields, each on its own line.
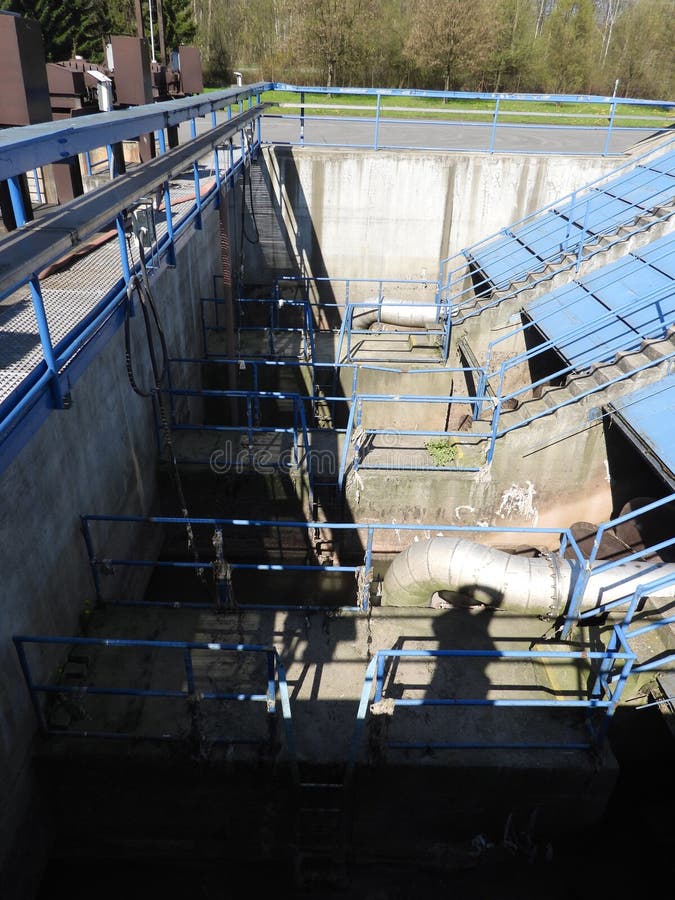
left=81, top=514, right=589, bottom=614
left=13, top=633, right=297, bottom=776
left=346, top=642, right=635, bottom=775
left=563, top=495, right=675, bottom=637
left=0, top=92, right=267, bottom=476
left=266, top=84, right=675, bottom=157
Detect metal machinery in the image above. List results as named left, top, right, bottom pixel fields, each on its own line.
left=0, top=12, right=50, bottom=228
left=0, top=11, right=204, bottom=226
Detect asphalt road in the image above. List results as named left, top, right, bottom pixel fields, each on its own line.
left=259, top=113, right=665, bottom=157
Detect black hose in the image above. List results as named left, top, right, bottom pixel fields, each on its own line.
left=123, top=235, right=213, bottom=595
left=124, top=253, right=169, bottom=397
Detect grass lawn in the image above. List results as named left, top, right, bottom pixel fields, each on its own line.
left=255, top=89, right=674, bottom=128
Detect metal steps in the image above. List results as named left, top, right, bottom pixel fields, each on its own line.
left=294, top=777, right=348, bottom=892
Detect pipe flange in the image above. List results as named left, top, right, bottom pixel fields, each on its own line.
left=539, top=550, right=564, bottom=621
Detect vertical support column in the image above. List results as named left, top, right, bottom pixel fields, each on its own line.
left=31, top=170, right=43, bottom=205
left=338, top=398, right=357, bottom=492
left=190, top=117, right=202, bottom=229
left=256, top=93, right=262, bottom=147
left=227, top=105, right=234, bottom=180
left=238, top=97, right=245, bottom=167
left=602, top=99, right=618, bottom=158
left=361, top=526, right=374, bottom=612
left=115, top=213, right=132, bottom=284
left=107, top=143, right=127, bottom=178
left=576, top=199, right=591, bottom=272
left=374, top=652, right=386, bottom=703
left=374, top=93, right=382, bottom=150
left=563, top=189, right=576, bottom=254
left=488, top=97, right=501, bottom=154
left=156, top=129, right=176, bottom=267
left=7, top=175, right=30, bottom=227
left=300, top=90, right=305, bottom=146
left=486, top=398, right=501, bottom=464
left=28, top=276, right=64, bottom=408
left=212, top=110, right=222, bottom=205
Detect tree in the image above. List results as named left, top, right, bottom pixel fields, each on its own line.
left=403, top=0, right=495, bottom=91
left=161, top=0, right=197, bottom=50
left=595, top=0, right=628, bottom=67
left=606, top=0, right=675, bottom=99
left=4, top=0, right=119, bottom=59
left=541, top=0, right=600, bottom=93
left=487, top=0, right=539, bottom=92
left=298, top=0, right=376, bottom=89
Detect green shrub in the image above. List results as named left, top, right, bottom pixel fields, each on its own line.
left=425, top=438, right=457, bottom=467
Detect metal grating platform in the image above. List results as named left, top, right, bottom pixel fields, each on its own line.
left=0, top=157, right=223, bottom=410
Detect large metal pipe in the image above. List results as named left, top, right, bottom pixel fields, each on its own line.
left=382, top=537, right=675, bottom=617
left=352, top=299, right=440, bottom=331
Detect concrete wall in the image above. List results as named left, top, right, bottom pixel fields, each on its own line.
left=0, top=203, right=223, bottom=898
left=254, top=148, right=619, bottom=285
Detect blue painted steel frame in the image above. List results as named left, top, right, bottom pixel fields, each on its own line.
left=0, top=90, right=267, bottom=477
left=13, top=633, right=297, bottom=774
left=266, top=83, right=675, bottom=156
left=563, top=494, right=675, bottom=637
left=81, top=514, right=586, bottom=614
left=346, top=641, right=636, bottom=773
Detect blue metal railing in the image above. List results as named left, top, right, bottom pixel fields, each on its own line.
left=158, top=386, right=315, bottom=493
left=13, top=634, right=297, bottom=771
left=438, top=135, right=675, bottom=314
left=485, top=347, right=675, bottom=464
left=346, top=641, right=636, bottom=773
left=563, top=494, right=675, bottom=638
left=265, top=85, right=675, bottom=156
left=482, top=241, right=675, bottom=382
left=160, top=355, right=486, bottom=484
left=201, top=296, right=316, bottom=360
left=0, top=86, right=268, bottom=476
left=81, top=515, right=588, bottom=614
left=337, top=390, right=492, bottom=490
left=474, top=267, right=675, bottom=429
left=336, top=299, right=450, bottom=364
left=274, top=273, right=440, bottom=308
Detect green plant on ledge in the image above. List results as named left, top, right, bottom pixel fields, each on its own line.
left=425, top=437, right=458, bottom=467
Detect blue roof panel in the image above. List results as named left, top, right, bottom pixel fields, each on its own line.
left=527, top=282, right=639, bottom=368
left=469, top=235, right=540, bottom=289
left=556, top=190, right=636, bottom=234
left=634, top=233, right=675, bottom=279
left=604, top=167, right=674, bottom=209
left=643, top=151, right=675, bottom=176
left=611, top=373, right=675, bottom=484
left=591, top=266, right=675, bottom=337
left=511, top=213, right=584, bottom=260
